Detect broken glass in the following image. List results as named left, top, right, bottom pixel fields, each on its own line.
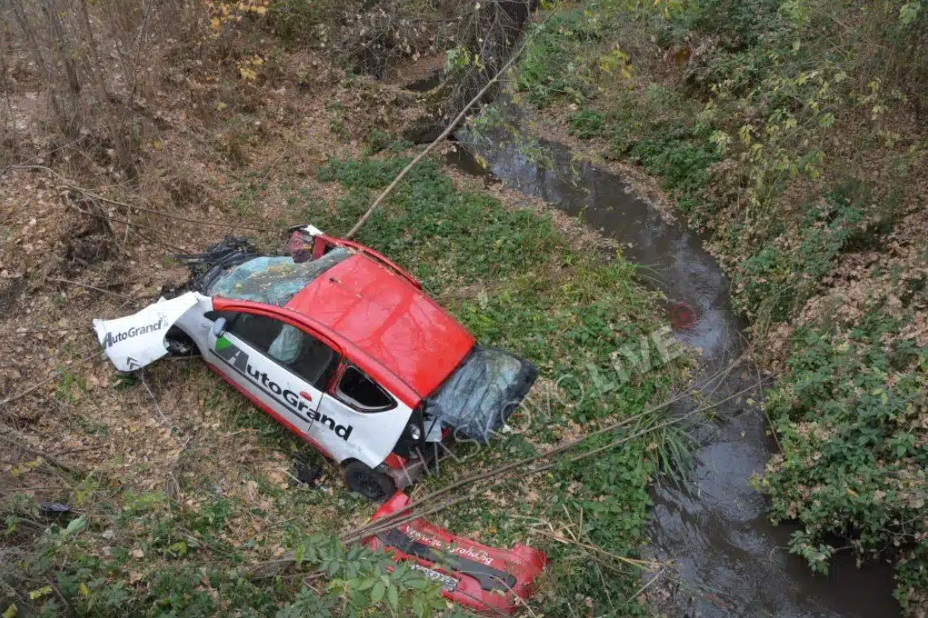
left=423, top=347, right=537, bottom=443
left=207, top=247, right=351, bottom=306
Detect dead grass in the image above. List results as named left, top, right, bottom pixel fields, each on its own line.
left=0, top=15, right=429, bottom=583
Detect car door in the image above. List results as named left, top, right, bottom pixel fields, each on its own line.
left=315, top=362, right=413, bottom=468
left=205, top=310, right=338, bottom=445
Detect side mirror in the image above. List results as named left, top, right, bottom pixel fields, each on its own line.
left=212, top=317, right=227, bottom=338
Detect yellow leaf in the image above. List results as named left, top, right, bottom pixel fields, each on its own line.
left=210, top=16, right=221, bottom=31
left=29, top=587, right=52, bottom=601
left=216, top=102, right=228, bottom=111
left=3, top=604, right=17, bottom=618
left=239, top=67, right=257, bottom=81
left=78, top=583, right=90, bottom=597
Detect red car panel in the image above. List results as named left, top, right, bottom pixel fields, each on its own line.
left=286, top=254, right=476, bottom=399
left=364, top=492, right=548, bottom=615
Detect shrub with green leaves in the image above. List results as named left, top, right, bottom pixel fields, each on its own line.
left=515, top=9, right=607, bottom=107
left=760, top=303, right=928, bottom=606
left=735, top=185, right=868, bottom=323
left=2, top=501, right=450, bottom=618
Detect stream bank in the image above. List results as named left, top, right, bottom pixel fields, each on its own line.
left=445, top=98, right=901, bottom=617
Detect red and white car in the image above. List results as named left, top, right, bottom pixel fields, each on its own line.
left=94, top=226, right=537, bottom=500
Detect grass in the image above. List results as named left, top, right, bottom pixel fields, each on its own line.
left=3, top=148, right=689, bottom=616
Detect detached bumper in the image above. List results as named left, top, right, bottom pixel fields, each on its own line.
left=363, top=492, right=547, bottom=615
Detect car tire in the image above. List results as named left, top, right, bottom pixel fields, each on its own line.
left=343, top=461, right=396, bottom=502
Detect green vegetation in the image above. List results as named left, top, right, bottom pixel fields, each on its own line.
left=514, top=0, right=928, bottom=612
left=6, top=492, right=453, bottom=617
left=3, top=151, right=688, bottom=616
left=313, top=154, right=690, bottom=615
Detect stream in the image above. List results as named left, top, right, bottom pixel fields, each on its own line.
left=444, top=102, right=901, bottom=617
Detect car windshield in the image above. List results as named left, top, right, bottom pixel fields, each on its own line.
left=207, top=248, right=352, bottom=306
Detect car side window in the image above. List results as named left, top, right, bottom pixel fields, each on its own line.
left=225, top=313, right=338, bottom=389
left=336, top=366, right=395, bottom=412
left=228, top=313, right=281, bottom=353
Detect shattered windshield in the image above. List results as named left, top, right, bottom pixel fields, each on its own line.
left=207, top=248, right=352, bottom=306
left=424, top=347, right=537, bottom=443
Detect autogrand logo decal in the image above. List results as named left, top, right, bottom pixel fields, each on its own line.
left=102, top=318, right=166, bottom=348
left=212, top=336, right=353, bottom=441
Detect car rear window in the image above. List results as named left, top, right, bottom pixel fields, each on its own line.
left=207, top=248, right=351, bottom=306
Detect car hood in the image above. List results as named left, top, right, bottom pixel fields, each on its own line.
left=286, top=254, right=475, bottom=398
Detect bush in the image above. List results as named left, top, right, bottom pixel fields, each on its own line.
left=735, top=185, right=868, bottom=322
left=515, top=9, right=603, bottom=106
left=267, top=0, right=336, bottom=45
left=761, top=306, right=928, bottom=592
left=569, top=109, right=606, bottom=139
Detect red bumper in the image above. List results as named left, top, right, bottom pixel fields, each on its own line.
left=363, top=492, right=548, bottom=615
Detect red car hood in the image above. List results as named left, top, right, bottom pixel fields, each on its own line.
left=286, top=254, right=475, bottom=398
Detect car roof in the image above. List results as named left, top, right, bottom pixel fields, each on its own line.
left=285, top=253, right=475, bottom=399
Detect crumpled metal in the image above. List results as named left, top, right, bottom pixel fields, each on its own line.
left=423, top=347, right=538, bottom=443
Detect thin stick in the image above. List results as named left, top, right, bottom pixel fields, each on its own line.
left=46, top=276, right=142, bottom=304
left=0, top=349, right=101, bottom=407
left=8, top=164, right=280, bottom=234
left=139, top=371, right=173, bottom=430
left=345, top=31, right=537, bottom=239
left=0, top=427, right=84, bottom=474
left=534, top=528, right=667, bottom=572
left=67, top=200, right=193, bottom=253
left=626, top=567, right=665, bottom=607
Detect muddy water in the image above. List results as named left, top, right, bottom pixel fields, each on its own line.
left=446, top=113, right=900, bottom=616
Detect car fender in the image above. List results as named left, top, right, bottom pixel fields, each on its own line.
left=93, top=292, right=213, bottom=371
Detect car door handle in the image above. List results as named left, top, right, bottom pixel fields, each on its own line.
left=299, top=391, right=313, bottom=401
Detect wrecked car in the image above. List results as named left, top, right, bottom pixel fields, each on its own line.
left=93, top=226, right=538, bottom=500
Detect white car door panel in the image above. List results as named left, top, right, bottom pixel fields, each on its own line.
left=207, top=330, right=322, bottom=434
left=315, top=366, right=412, bottom=467
left=204, top=312, right=334, bottom=439
left=315, top=395, right=410, bottom=467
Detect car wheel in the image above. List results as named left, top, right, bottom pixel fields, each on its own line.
left=343, top=461, right=396, bottom=502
